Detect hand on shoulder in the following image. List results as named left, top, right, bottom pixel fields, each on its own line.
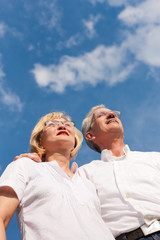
left=14, top=153, right=42, bottom=163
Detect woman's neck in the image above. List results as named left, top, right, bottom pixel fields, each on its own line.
left=45, top=152, right=74, bottom=178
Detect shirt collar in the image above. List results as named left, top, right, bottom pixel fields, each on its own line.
left=101, top=144, right=130, bottom=162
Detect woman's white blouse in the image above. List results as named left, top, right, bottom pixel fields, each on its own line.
left=0, top=158, right=114, bottom=240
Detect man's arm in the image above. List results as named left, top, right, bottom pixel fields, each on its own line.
left=0, top=187, right=19, bottom=240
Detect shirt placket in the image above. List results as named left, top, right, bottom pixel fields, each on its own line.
left=113, top=159, right=146, bottom=220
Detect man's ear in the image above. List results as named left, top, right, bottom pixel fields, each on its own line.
left=85, top=132, right=96, bottom=141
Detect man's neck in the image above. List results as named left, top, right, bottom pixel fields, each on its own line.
left=101, top=138, right=125, bottom=157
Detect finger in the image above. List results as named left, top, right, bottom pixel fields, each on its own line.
left=13, top=153, right=42, bottom=162
left=13, top=156, right=19, bottom=161
left=29, top=153, right=42, bottom=162
left=23, top=153, right=42, bottom=162
left=37, top=153, right=42, bottom=159
left=71, top=162, right=78, bottom=174
left=13, top=154, right=27, bottom=161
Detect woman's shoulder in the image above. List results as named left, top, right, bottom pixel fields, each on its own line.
left=5, top=157, right=37, bottom=173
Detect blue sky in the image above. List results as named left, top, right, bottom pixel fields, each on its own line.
left=1, top=0, right=160, bottom=238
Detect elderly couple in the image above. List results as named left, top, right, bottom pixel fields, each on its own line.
left=0, top=104, right=160, bottom=240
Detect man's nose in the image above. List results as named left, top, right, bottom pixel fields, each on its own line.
left=107, top=112, right=115, bottom=119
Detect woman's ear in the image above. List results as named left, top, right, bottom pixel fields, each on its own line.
left=85, top=132, right=96, bottom=141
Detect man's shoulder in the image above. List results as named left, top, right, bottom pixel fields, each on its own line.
left=129, top=149, right=160, bottom=162
left=79, top=160, right=103, bottom=171
left=83, top=159, right=102, bottom=166
left=78, top=160, right=101, bottom=179
left=130, top=150, right=160, bottom=156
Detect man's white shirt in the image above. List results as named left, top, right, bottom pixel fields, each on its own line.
left=79, top=145, right=160, bottom=237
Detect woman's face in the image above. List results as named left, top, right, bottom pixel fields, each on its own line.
left=40, top=118, right=76, bottom=154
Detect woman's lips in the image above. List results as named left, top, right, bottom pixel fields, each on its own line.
left=57, top=131, right=69, bottom=136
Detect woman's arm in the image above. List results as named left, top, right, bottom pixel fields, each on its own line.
left=0, top=217, right=6, bottom=240
left=0, top=187, right=19, bottom=240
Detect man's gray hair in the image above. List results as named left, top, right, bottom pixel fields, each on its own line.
left=81, top=104, right=105, bottom=153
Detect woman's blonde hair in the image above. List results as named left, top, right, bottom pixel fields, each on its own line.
left=30, top=112, right=83, bottom=160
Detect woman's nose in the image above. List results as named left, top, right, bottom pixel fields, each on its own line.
left=57, top=124, right=66, bottom=130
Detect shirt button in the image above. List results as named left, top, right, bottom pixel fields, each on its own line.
left=126, top=193, right=130, bottom=198
left=135, top=205, right=140, bottom=210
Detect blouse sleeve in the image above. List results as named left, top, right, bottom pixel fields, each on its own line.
left=0, top=157, right=30, bottom=201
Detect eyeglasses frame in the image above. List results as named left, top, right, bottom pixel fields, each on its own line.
left=44, top=120, right=75, bottom=129
left=89, top=110, right=121, bottom=130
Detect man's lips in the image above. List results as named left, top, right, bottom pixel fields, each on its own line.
left=106, top=119, right=118, bottom=124
left=57, top=131, right=69, bottom=136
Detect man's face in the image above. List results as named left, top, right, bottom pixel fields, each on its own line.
left=88, top=107, right=124, bottom=138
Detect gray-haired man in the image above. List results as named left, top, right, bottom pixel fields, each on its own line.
left=79, top=104, right=160, bottom=240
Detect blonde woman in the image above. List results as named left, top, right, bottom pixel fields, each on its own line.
left=0, top=112, right=114, bottom=240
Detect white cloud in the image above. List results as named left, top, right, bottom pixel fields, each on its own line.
left=82, top=14, right=102, bottom=39
left=148, top=67, right=160, bottom=82
left=0, top=63, right=5, bottom=79
left=31, top=44, right=134, bottom=93
left=0, top=87, right=23, bottom=112
left=0, top=165, right=2, bottom=173
left=31, top=0, right=160, bottom=93
left=57, top=34, right=83, bottom=49
left=0, top=22, right=7, bottom=38
left=57, top=14, right=102, bottom=50
left=118, top=0, right=160, bottom=67
left=118, top=0, right=160, bottom=26
left=65, top=35, right=82, bottom=48
left=0, top=63, right=23, bottom=111
left=123, top=25, right=160, bottom=67
left=28, top=44, right=35, bottom=51
left=107, top=0, right=127, bottom=6
left=24, top=0, right=62, bottom=31
left=88, top=0, right=105, bottom=5
left=88, top=0, right=127, bottom=6
left=38, top=0, right=61, bottom=30
left=0, top=21, right=22, bottom=40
